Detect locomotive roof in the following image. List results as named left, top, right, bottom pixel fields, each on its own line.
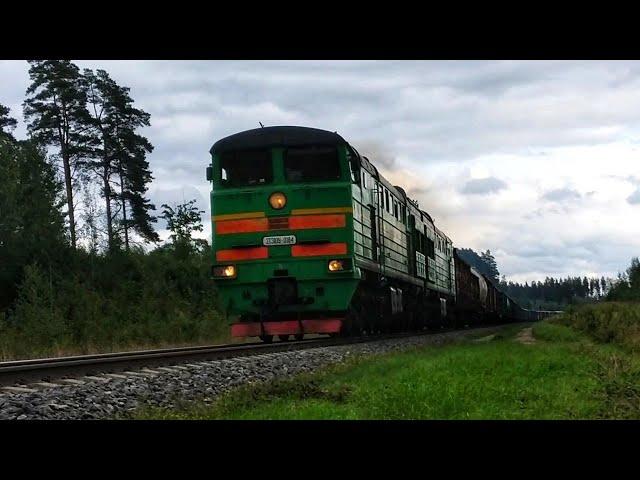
left=210, top=126, right=348, bottom=155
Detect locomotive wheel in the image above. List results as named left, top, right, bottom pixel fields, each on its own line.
left=278, top=334, right=290, bottom=342
left=348, top=303, right=365, bottom=336
left=294, top=333, right=304, bottom=341
left=260, top=335, right=273, bottom=343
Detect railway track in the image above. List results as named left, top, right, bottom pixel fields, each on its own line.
left=0, top=323, right=523, bottom=391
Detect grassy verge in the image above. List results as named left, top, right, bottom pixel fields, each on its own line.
left=134, top=315, right=640, bottom=419
left=553, top=302, right=640, bottom=351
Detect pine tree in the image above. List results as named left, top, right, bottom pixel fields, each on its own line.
left=626, top=257, right=640, bottom=294
left=480, top=249, right=500, bottom=283
left=82, top=69, right=118, bottom=251
left=23, top=60, right=93, bottom=249
left=116, top=126, right=158, bottom=246
left=82, top=68, right=158, bottom=250
left=0, top=104, right=18, bottom=139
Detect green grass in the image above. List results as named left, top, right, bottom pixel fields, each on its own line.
left=134, top=318, right=640, bottom=420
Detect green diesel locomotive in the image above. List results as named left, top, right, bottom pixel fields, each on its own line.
left=207, top=126, right=459, bottom=342
left=207, top=126, right=542, bottom=342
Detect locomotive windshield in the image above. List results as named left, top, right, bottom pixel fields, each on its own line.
left=284, top=146, right=341, bottom=182
left=219, top=149, right=272, bottom=186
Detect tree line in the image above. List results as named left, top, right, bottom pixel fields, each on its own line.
left=0, top=61, right=220, bottom=360
left=606, top=257, right=640, bottom=302
left=499, top=275, right=610, bottom=309
left=456, top=247, right=640, bottom=309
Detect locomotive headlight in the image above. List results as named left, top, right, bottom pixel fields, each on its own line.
left=328, top=259, right=345, bottom=272
left=213, top=265, right=236, bottom=278
left=269, top=192, right=287, bottom=210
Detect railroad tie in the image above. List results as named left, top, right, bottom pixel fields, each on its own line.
left=123, top=371, right=155, bottom=378
left=84, top=376, right=112, bottom=382
left=2, top=386, right=38, bottom=394
left=57, top=379, right=86, bottom=386
left=31, top=382, right=62, bottom=389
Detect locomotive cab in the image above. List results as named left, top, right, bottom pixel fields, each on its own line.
left=208, top=127, right=361, bottom=341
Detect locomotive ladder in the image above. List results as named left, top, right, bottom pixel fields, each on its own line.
left=372, top=182, right=386, bottom=278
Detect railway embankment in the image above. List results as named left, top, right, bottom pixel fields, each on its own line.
left=0, top=325, right=505, bottom=420
left=136, top=303, right=640, bottom=420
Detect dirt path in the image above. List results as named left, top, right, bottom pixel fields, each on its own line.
left=515, top=327, right=536, bottom=345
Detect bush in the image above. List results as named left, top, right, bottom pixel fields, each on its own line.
left=553, top=302, right=640, bottom=351
left=0, top=247, right=227, bottom=360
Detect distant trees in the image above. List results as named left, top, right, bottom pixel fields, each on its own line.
left=458, top=246, right=619, bottom=309
left=500, top=275, right=610, bottom=309
left=606, top=257, right=640, bottom=301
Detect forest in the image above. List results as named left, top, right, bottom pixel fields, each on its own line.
left=458, top=248, right=640, bottom=310
left=0, top=61, right=223, bottom=360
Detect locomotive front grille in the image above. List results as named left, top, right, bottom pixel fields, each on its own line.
left=268, top=216, right=289, bottom=230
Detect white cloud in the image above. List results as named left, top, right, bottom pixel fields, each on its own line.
left=460, top=177, right=508, bottom=195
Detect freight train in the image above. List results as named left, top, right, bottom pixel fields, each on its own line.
left=206, top=126, right=555, bottom=342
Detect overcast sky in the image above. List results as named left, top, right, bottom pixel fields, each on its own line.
left=1, top=60, right=639, bottom=283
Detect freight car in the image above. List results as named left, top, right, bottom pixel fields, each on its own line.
left=206, top=126, right=548, bottom=341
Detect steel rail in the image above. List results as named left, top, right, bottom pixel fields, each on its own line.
left=0, top=323, right=523, bottom=388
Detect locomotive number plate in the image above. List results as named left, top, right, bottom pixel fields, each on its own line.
left=263, top=235, right=297, bottom=246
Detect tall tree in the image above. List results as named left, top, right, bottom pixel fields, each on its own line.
left=0, top=103, right=17, bottom=139
left=627, top=257, right=640, bottom=292
left=480, top=249, right=500, bottom=283
left=23, top=60, right=93, bottom=249
left=115, top=125, right=158, bottom=248
left=81, top=68, right=157, bottom=251
left=84, top=70, right=159, bottom=250
left=82, top=69, right=119, bottom=251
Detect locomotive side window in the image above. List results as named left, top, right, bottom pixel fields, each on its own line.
left=220, top=149, right=272, bottom=186
left=284, top=146, right=341, bottom=182
left=426, top=237, right=435, bottom=259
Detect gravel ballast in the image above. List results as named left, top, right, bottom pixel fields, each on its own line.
left=0, top=326, right=505, bottom=420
